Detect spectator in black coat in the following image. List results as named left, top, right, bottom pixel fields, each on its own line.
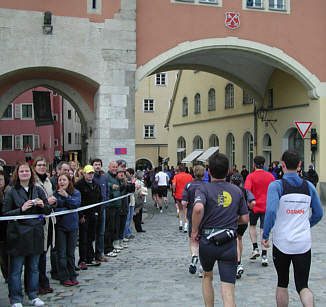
left=75, top=165, right=102, bottom=269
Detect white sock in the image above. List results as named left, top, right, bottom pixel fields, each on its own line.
left=179, top=220, right=183, bottom=227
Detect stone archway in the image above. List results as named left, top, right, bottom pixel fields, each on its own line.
left=136, top=37, right=321, bottom=106
left=0, top=79, right=94, bottom=165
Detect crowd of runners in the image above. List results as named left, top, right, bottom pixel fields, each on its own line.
left=0, top=149, right=323, bottom=307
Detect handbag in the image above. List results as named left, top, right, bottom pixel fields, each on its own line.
left=7, top=219, right=43, bottom=256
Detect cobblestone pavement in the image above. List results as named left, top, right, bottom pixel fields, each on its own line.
left=0, top=192, right=325, bottom=306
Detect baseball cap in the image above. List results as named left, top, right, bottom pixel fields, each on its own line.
left=117, top=160, right=127, bottom=167
left=309, top=165, right=314, bottom=169
left=83, top=165, right=95, bottom=174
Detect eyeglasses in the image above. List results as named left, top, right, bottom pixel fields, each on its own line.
left=36, top=164, right=46, bottom=167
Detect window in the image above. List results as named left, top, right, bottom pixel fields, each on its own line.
left=53, top=114, right=58, bottom=122
left=0, top=135, right=13, bottom=150
left=2, top=104, right=12, bottom=119
left=247, top=0, right=263, bottom=8
left=177, top=136, right=186, bottom=164
left=52, top=91, right=57, bottom=96
left=68, top=110, right=72, bottom=119
left=75, top=133, right=78, bottom=144
left=92, top=0, right=97, bottom=9
left=226, top=133, right=235, bottom=168
left=225, top=84, right=234, bottom=109
left=193, top=135, right=203, bottom=150
left=199, top=0, right=217, bottom=3
left=21, top=104, right=33, bottom=119
left=268, top=88, right=273, bottom=108
left=182, top=97, right=188, bottom=116
left=194, top=93, right=201, bottom=114
left=243, top=132, right=254, bottom=172
left=22, top=135, right=33, bottom=150
left=68, top=133, right=72, bottom=144
left=209, top=134, right=219, bottom=147
left=143, top=99, right=155, bottom=112
left=269, top=0, right=285, bottom=10
left=155, top=73, right=167, bottom=86
left=54, top=139, right=59, bottom=147
left=208, top=88, right=216, bottom=111
left=243, top=90, right=254, bottom=105
left=144, top=125, right=155, bottom=139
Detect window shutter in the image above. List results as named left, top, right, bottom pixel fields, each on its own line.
left=15, top=104, right=21, bottom=119
left=34, top=135, right=40, bottom=150
left=15, top=135, right=21, bottom=150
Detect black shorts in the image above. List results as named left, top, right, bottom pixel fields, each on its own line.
left=157, top=186, right=168, bottom=197
left=249, top=211, right=265, bottom=228
left=199, top=236, right=237, bottom=284
left=273, top=245, right=311, bottom=293
left=237, top=224, right=248, bottom=237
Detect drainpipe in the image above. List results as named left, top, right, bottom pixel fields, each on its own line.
left=254, top=105, right=258, bottom=155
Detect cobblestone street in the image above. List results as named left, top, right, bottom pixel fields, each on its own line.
left=0, top=193, right=325, bottom=306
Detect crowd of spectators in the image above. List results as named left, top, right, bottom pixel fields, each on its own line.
left=0, top=157, right=146, bottom=307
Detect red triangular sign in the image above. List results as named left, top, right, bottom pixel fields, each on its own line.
left=24, top=144, right=33, bottom=153
left=294, top=121, right=312, bottom=138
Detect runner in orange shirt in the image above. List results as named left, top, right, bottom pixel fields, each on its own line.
left=172, top=165, right=193, bottom=232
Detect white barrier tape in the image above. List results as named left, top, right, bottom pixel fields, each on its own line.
left=0, top=193, right=132, bottom=221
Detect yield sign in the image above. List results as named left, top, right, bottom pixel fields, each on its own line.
left=24, top=144, right=33, bottom=153
left=294, top=121, right=312, bottom=138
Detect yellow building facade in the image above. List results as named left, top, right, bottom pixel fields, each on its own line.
left=166, top=69, right=321, bottom=194
left=135, top=71, right=177, bottom=169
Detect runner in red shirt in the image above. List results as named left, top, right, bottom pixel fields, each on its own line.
left=244, top=155, right=275, bottom=266
left=172, top=165, right=193, bottom=232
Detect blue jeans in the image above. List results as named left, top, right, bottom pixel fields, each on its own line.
left=56, top=229, right=78, bottom=282
left=95, top=206, right=106, bottom=259
left=123, top=206, right=135, bottom=238
left=9, top=254, right=40, bottom=304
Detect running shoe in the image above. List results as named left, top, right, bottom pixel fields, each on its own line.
left=179, top=221, right=183, bottom=231
left=236, top=264, right=244, bottom=279
left=198, top=266, right=203, bottom=278
left=12, top=304, right=23, bottom=307
left=189, top=264, right=197, bottom=274
left=250, top=248, right=260, bottom=260
left=261, top=255, right=268, bottom=266
left=160, top=209, right=163, bottom=213
left=183, top=223, right=188, bottom=233
left=29, top=298, right=45, bottom=306
left=106, top=251, right=118, bottom=257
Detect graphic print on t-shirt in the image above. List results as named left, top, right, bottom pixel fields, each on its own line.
left=217, top=191, right=232, bottom=208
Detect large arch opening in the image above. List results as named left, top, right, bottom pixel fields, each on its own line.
left=136, top=37, right=321, bottom=106
left=0, top=68, right=99, bottom=167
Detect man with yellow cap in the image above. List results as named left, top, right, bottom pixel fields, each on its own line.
left=75, top=165, right=102, bottom=269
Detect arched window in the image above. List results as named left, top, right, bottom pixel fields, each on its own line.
left=182, top=97, right=188, bottom=116
left=193, top=135, right=203, bottom=150
left=194, top=93, right=201, bottom=114
left=262, top=133, right=272, bottom=167
left=177, top=137, right=186, bottom=164
left=209, top=134, right=219, bottom=147
left=225, top=84, right=234, bottom=109
left=208, top=88, right=216, bottom=111
left=243, top=132, right=254, bottom=172
left=226, top=133, right=235, bottom=168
